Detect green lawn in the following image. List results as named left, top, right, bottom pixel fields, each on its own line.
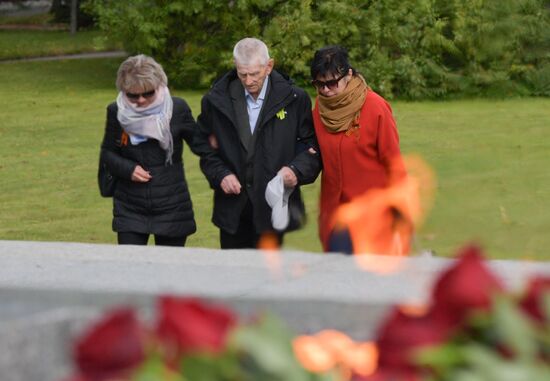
left=0, top=30, right=121, bottom=60
left=1, top=58, right=549, bottom=260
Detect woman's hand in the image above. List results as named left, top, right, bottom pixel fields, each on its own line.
left=131, top=165, right=152, bottom=182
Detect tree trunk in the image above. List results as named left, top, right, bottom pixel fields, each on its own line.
left=70, top=0, right=78, bottom=34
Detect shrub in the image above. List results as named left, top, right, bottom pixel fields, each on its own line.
left=85, top=0, right=550, bottom=99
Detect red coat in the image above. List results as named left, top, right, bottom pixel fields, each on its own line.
left=313, top=90, right=403, bottom=251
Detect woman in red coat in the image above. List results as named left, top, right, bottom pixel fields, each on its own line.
left=310, top=46, right=405, bottom=252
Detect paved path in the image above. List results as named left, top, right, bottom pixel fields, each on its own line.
left=0, top=50, right=127, bottom=63
left=0, top=3, right=50, bottom=17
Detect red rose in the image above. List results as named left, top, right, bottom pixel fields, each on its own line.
left=431, top=244, right=504, bottom=328
left=520, top=276, right=550, bottom=323
left=352, top=368, right=422, bottom=381
left=61, top=376, right=87, bottom=381
left=74, top=308, right=146, bottom=381
left=156, top=296, right=236, bottom=359
left=375, top=307, right=448, bottom=372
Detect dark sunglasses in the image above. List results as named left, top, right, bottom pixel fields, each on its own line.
left=311, top=73, right=347, bottom=91
left=125, top=89, right=156, bottom=100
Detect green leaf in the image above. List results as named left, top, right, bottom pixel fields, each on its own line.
left=132, top=355, right=184, bottom=381
left=231, top=314, right=329, bottom=381
left=180, top=351, right=240, bottom=381
left=492, top=295, right=537, bottom=360
left=415, top=342, right=465, bottom=377
left=458, top=343, right=550, bottom=381
left=450, top=369, right=486, bottom=381
left=542, top=291, right=550, bottom=322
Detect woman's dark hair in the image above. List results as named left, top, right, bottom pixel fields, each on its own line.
left=310, top=45, right=356, bottom=80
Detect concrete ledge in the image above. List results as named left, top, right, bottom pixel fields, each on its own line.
left=0, top=307, right=97, bottom=381
left=0, top=240, right=549, bottom=381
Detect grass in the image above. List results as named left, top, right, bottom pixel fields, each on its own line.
left=0, top=30, right=121, bottom=60
left=396, top=100, right=550, bottom=260
left=1, top=57, right=550, bottom=260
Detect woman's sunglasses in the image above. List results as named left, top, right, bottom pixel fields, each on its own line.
left=311, top=73, right=347, bottom=91
left=125, top=89, right=156, bottom=100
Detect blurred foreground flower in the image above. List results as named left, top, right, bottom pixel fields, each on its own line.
left=65, top=244, right=550, bottom=381
left=156, top=296, right=236, bottom=361
left=65, top=297, right=335, bottom=381
left=361, top=243, right=550, bottom=381
left=72, top=308, right=146, bottom=381
left=293, top=329, right=378, bottom=379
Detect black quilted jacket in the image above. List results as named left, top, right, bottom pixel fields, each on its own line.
left=100, top=97, right=199, bottom=238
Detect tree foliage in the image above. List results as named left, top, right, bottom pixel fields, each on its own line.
left=84, top=0, right=550, bottom=99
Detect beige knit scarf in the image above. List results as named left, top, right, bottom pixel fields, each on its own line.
left=317, top=75, right=369, bottom=133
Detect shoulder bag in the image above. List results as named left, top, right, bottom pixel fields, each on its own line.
left=98, top=158, right=117, bottom=197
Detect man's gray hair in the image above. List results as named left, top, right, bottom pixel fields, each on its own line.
left=116, top=54, right=168, bottom=92
left=233, top=37, right=270, bottom=66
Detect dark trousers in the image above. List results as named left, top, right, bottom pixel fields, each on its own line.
left=328, top=227, right=353, bottom=255
left=117, top=232, right=187, bottom=247
left=220, top=200, right=283, bottom=249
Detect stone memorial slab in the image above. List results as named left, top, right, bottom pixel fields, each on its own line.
left=0, top=240, right=548, bottom=381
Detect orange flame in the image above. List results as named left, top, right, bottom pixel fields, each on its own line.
left=293, top=330, right=379, bottom=380
left=332, top=155, right=435, bottom=262
left=353, top=254, right=406, bottom=275
left=258, top=232, right=282, bottom=278
left=258, top=231, right=280, bottom=251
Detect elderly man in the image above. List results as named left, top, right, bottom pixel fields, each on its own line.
left=196, top=37, right=321, bottom=249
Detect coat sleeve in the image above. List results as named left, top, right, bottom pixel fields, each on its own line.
left=100, top=105, right=136, bottom=180
left=376, top=99, right=406, bottom=181
left=288, top=89, right=322, bottom=185
left=172, top=98, right=201, bottom=156
left=195, top=97, right=233, bottom=189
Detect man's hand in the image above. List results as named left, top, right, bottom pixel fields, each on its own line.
left=220, top=174, right=241, bottom=194
left=278, top=166, right=297, bottom=187
left=208, top=134, right=219, bottom=149
left=131, top=165, right=152, bottom=183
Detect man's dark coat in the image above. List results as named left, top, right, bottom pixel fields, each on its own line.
left=196, top=69, right=321, bottom=234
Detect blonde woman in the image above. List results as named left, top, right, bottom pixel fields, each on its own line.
left=100, top=55, right=198, bottom=246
